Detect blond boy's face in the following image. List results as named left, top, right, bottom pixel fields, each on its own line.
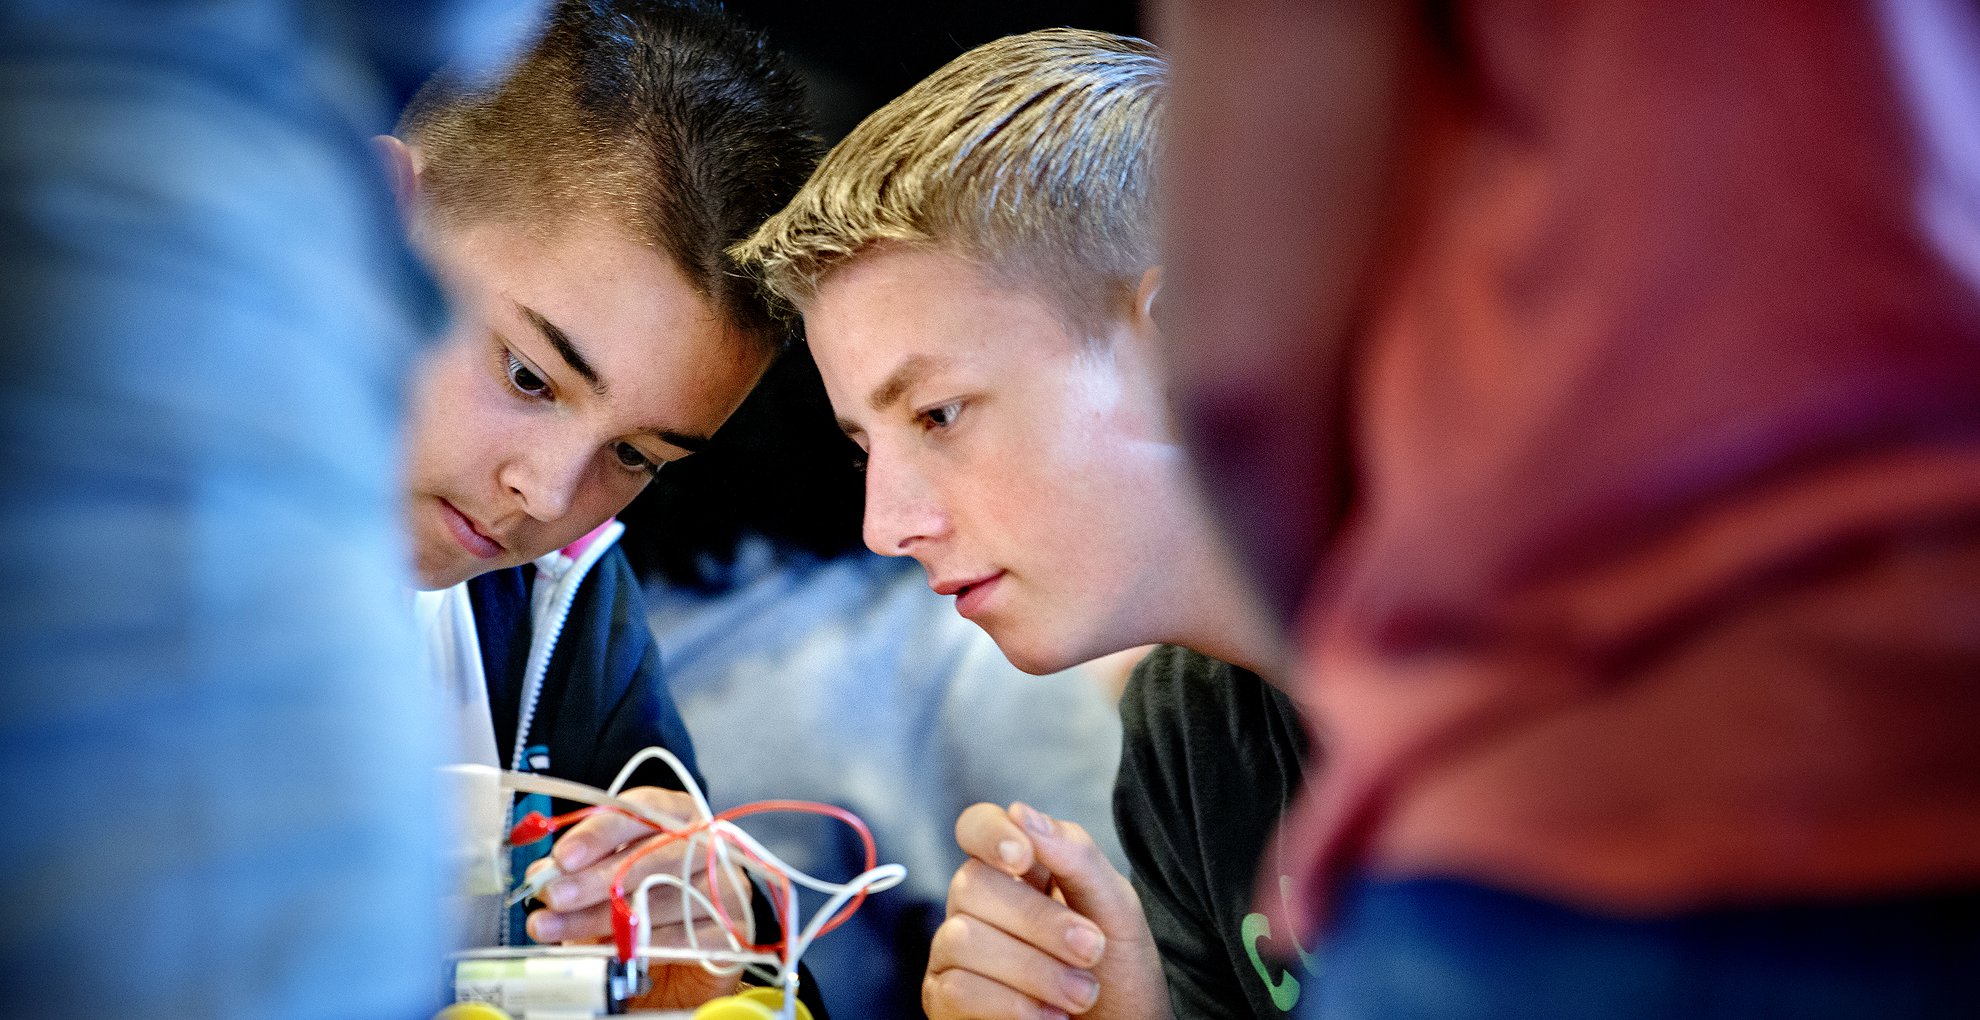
left=402, top=216, right=767, bottom=590
left=806, top=245, right=1193, bottom=674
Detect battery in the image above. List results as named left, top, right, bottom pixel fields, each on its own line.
left=453, top=955, right=610, bottom=1018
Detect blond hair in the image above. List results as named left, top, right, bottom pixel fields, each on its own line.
left=733, top=28, right=1165, bottom=327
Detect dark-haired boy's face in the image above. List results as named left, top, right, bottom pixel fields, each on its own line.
left=403, top=216, right=767, bottom=589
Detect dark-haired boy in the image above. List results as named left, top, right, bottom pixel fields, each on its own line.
left=378, top=0, right=823, bottom=1009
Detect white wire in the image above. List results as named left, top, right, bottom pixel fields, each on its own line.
left=632, top=872, right=745, bottom=972
left=607, top=746, right=712, bottom=819
left=697, top=828, right=759, bottom=947
left=607, top=746, right=756, bottom=949
left=500, top=746, right=906, bottom=1017
left=690, top=813, right=906, bottom=1010
left=698, top=823, right=904, bottom=1020
left=630, top=828, right=756, bottom=972
left=786, top=865, right=909, bottom=967
left=703, top=818, right=903, bottom=898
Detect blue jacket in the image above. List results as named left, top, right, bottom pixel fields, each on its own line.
left=461, top=523, right=828, bottom=1016
left=467, top=526, right=702, bottom=800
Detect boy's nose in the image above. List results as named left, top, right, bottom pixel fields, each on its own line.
left=501, top=441, right=588, bottom=524
left=861, top=452, right=948, bottom=557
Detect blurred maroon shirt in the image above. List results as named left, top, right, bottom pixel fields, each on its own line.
left=1287, top=0, right=1980, bottom=928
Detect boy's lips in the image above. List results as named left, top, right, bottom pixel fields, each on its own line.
left=934, top=571, right=1006, bottom=620
left=439, top=498, right=504, bottom=559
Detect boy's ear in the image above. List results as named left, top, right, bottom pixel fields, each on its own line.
left=1135, top=265, right=1164, bottom=326
left=371, top=134, right=422, bottom=224
left=1126, top=265, right=1188, bottom=441
left=1126, top=264, right=1165, bottom=352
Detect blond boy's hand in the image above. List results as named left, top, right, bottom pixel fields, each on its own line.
left=925, top=802, right=1173, bottom=1020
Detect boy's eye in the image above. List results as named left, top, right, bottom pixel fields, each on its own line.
left=920, top=401, right=963, bottom=430
left=506, top=350, right=550, bottom=397
left=613, top=441, right=661, bottom=477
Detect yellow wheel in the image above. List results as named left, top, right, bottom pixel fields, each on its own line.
left=693, top=986, right=812, bottom=1020
left=433, top=1005, right=514, bottom=1020
left=692, top=997, right=773, bottom=1020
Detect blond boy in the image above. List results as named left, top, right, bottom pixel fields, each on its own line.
left=738, top=29, right=1297, bottom=1020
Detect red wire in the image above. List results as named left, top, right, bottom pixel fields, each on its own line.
left=608, top=816, right=785, bottom=956
left=714, top=801, right=878, bottom=939
left=604, top=798, right=883, bottom=963
left=561, top=804, right=671, bottom=834
left=509, top=804, right=670, bottom=846
left=707, top=830, right=792, bottom=954
left=609, top=819, right=752, bottom=958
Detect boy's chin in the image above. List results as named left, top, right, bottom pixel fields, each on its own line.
left=988, top=613, right=1144, bottom=677
left=987, top=626, right=1090, bottom=677
left=410, top=551, right=482, bottom=591
left=410, top=567, right=463, bottom=591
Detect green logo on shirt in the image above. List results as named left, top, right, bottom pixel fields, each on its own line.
left=1242, top=876, right=1320, bottom=1012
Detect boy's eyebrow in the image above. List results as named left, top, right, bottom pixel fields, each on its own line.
left=517, top=302, right=604, bottom=393
left=868, top=354, right=948, bottom=412
left=642, top=427, right=712, bottom=455
left=512, top=300, right=708, bottom=455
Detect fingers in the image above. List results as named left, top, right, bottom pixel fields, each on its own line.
left=530, top=832, right=690, bottom=911
left=956, top=803, right=1144, bottom=953
left=529, top=845, right=749, bottom=943
left=1003, top=804, right=1174, bottom=1020
left=937, top=803, right=1174, bottom=1020
left=927, top=855, right=1108, bottom=1020
left=942, top=860, right=1107, bottom=970
left=956, top=802, right=1050, bottom=891
left=531, top=895, right=743, bottom=949
left=528, top=899, right=602, bottom=944
left=525, top=785, right=745, bottom=945
left=1006, top=804, right=1141, bottom=937
left=547, top=785, right=698, bottom=873
left=925, top=964, right=1084, bottom=1020
left=928, top=910, right=1102, bottom=1017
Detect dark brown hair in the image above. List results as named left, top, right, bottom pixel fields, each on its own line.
left=398, top=0, right=819, bottom=352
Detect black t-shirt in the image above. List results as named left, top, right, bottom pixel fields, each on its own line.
left=1114, top=646, right=1318, bottom=1018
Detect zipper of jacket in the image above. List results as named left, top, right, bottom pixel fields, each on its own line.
left=509, top=520, right=624, bottom=771
left=499, top=522, right=623, bottom=949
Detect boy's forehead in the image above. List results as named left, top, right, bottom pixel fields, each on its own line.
left=809, top=246, right=1113, bottom=407
left=810, top=245, right=1067, bottom=338
left=809, top=252, right=1003, bottom=368
left=812, top=242, right=976, bottom=302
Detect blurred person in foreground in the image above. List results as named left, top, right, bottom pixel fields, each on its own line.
left=1156, top=1, right=1980, bottom=1016
left=0, top=1, right=535, bottom=1017
left=737, top=29, right=1311, bottom=1020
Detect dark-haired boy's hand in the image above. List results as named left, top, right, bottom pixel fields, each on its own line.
left=521, top=785, right=749, bottom=1008
left=925, top=802, right=1173, bottom=1020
